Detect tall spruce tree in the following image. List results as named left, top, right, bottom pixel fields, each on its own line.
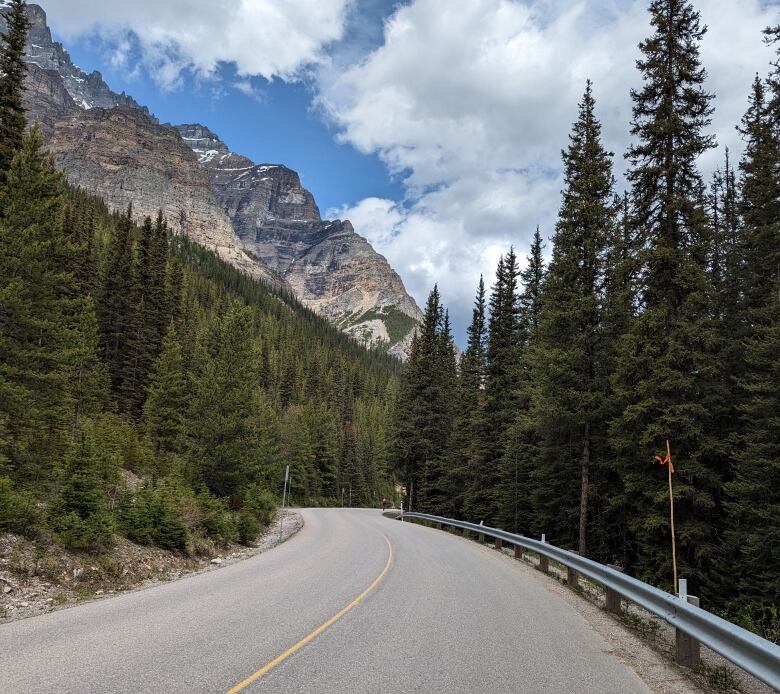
left=390, top=286, right=454, bottom=512
left=99, top=206, right=136, bottom=397
left=0, top=126, right=87, bottom=479
left=188, top=303, right=265, bottom=499
left=0, top=0, right=28, bottom=184
left=612, top=0, right=720, bottom=593
left=723, top=36, right=780, bottom=625
left=142, top=324, right=186, bottom=460
left=467, top=250, right=520, bottom=523
left=498, top=233, right=546, bottom=533
left=531, top=81, right=616, bottom=554
left=449, top=277, right=487, bottom=517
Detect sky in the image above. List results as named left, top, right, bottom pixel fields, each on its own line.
left=40, top=0, right=780, bottom=346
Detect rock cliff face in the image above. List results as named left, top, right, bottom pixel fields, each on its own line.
left=176, top=125, right=423, bottom=355
left=22, top=3, right=148, bottom=113
left=48, top=109, right=280, bottom=286
left=3, top=4, right=421, bottom=356
left=2, top=3, right=281, bottom=287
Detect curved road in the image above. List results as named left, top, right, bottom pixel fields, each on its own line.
left=1, top=509, right=651, bottom=693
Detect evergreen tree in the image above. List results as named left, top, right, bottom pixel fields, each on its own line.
left=531, top=81, right=616, bottom=554
left=417, top=308, right=457, bottom=512
left=448, top=277, right=487, bottom=517
left=188, top=303, right=265, bottom=499
left=723, top=37, right=780, bottom=624
left=98, top=207, right=135, bottom=397
left=0, top=0, right=29, bottom=184
left=519, top=228, right=545, bottom=338
left=390, top=286, right=454, bottom=512
left=142, top=324, right=186, bottom=460
left=0, top=126, right=79, bottom=479
left=612, top=0, right=720, bottom=592
left=497, top=231, right=548, bottom=532
left=50, top=430, right=115, bottom=552
left=468, top=250, right=520, bottom=523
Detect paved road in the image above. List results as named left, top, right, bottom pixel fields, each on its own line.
left=1, top=509, right=651, bottom=693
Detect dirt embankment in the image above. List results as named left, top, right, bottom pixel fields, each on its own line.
left=0, top=509, right=303, bottom=624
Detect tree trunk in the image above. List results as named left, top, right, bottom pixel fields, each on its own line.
left=579, top=421, right=590, bottom=555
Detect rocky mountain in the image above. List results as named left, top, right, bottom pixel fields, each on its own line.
left=22, top=3, right=148, bottom=114
left=2, top=3, right=421, bottom=356
left=176, top=125, right=423, bottom=356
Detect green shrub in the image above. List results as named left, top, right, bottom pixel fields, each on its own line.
left=195, top=489, right=236, bottom=545
left=0, top=477, right=40, bottom=537
left=50, top=432, right=115, bottom=553
left=242, top=484, right=276, bottom=527
left=236, top=510, right=260, bottom=545
left=120, top=481, right=187, bottom=552
left=53, top=508, right=115, bottom=553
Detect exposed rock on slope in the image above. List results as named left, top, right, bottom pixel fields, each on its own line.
left=3, top=4, right=282, bottom=288
left=176, top=125, right=423, bottom=354
left=4, top=3, right=422, bottom=355
left=48, top=109, right=281, bottom=285
left=23, top=3, right=148, bottom=113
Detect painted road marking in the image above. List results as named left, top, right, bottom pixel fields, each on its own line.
left=225, top=532, right=394, bottom=693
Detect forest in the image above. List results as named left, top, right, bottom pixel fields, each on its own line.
left=390, top=1, right=779, bottom=639
left=0, top=2, right=396, bottom=555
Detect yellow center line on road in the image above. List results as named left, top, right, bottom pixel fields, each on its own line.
left=225, top=532, right=394, bottom=693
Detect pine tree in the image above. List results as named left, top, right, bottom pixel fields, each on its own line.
left=0, top=0, right=29, bottom=184
left=449, top=277, right=487, bottom=517
left=417, top=308, right=457, bottom=512
left=50, top=429, right=115, bottom=552
left=188, top=303, right=265, bottom=499
left=531, top=81, right=616, bottom=553
left=390, top=286, right=454, bottom=512
left=0, top=126, right=79, bottom=479
left=497, top=234, right=545, bottom=533
left=723, top=37, right=780, bottom=624
left=519, top=228, right=545, bottom=338
left=468, top=250, right=520, bottom=523
left=142, top=324, right=186, bottom=460
left=612, top=0, right=720, bottom=593
left=98, top=207, right=136, bottom=396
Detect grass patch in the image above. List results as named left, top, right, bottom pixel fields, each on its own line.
left=695, top=663, right=742, bottom=692
left=619, top=608, right=663, bottom=642
left=335, top=306, right=417, bottom=349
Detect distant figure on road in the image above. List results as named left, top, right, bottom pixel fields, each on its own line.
left=381, top=497, right=387, bottom=511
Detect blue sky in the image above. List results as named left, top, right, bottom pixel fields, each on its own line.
left=42, top=0, right=780, bottom=345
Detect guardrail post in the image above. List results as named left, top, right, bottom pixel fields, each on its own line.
left=605, top=564, right=623, bottom=614
left=435, top=522, right=442, bottom=529
left=567, top=566, right=578, bottom=590
left=514, top=544, right=522, bottom=560
left=477, top=532, right=485, bottom=543
left=538, top=535, right=549, bottom=573
left=676, top=595, right=701, bottom=668
left=495, top=538, right=503, bottom=550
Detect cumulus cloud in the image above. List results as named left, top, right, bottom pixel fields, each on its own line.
left=42, top=0, right=351, bottom=89
left=319, top=0, right=779, bottom=340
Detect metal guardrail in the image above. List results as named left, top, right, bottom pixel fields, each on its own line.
left=399, top=511, right=780, bottom=691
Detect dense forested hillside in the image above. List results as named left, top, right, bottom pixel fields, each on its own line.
left=391, top=0, right=779, bottom=640
left=0, top=2, right=397, bottom=556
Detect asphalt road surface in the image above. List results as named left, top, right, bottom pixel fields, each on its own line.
left=1, top=509, right=651, bottom=693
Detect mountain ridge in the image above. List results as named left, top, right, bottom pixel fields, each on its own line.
left=2, top=3, right=421, bottom=357
left=174, top=123, right=423, bottom=357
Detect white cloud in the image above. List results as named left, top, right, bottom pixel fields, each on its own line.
left=319, top=0, right=779, bottom=340
left=41, top=0, right=351, bottom=89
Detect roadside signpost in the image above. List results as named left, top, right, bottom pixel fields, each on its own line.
left=278, top=465, right=290, bottom=545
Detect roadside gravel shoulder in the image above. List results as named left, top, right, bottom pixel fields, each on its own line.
left=0, top=508, right=304, bottom=625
